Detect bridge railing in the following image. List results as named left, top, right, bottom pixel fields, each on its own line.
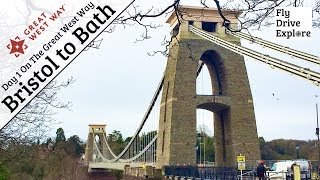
left=163, top=166, right=253, bottom=179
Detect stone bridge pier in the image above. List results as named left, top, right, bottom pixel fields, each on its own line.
left=156, top=6, right=261, bottom=168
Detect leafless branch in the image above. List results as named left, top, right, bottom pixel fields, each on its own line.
left=0, top=77, right=75, bottom=147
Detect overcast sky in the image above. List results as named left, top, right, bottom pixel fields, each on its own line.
left=47, top=0, right=320, bottom=142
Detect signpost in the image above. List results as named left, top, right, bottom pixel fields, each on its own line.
left=237, top=155, right=246, bottom=163
left=237, top=155, right=246, bottom=180
left=293, top=164, right=301, bottom=180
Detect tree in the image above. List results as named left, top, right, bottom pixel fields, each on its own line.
left=204, top=135, right=215, bottom=163
left=45, top=138, right=52, bottom=145
left=257, top=138, right=318, bottom=160
left=55, top=128, right=66, bottom=143
left=108, top=130, right=126, bottom=155
left=67, top=135, right=84, bottom=156
left=109, top=130, right=124, bottom=144
left=124, top=136, right=132, bottom=144
left=0, top=162, right=9, bottom=180
left=0, top=78, right=74, bottom=147
left=259, top=137, right=272, bottom=160
left=196, top=126, right=215, bottom=164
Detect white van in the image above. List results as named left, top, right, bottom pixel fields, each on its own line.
left=267, top=160, right=311, bottom=179
left=267, top=161, right=293, bottom=179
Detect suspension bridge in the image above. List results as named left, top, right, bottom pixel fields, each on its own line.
left=83, top=6, right=320, bottom=178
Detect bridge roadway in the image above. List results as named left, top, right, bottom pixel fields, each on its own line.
left=89, top=162, right=155, bottom=171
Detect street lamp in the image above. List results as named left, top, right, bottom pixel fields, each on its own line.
left=197, top=134, right=203, bottom=165
left=195, top=145, right=199, bottom=164
left=200, top=142, right=204, bottom=165
left=316, top=103, right=320, bottom=170
left=296, top=144, right=300, bottom=159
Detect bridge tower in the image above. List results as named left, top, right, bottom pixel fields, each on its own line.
left=84, top=124, right=108, bottom=165
left=156, top=6, right=261, bottom=168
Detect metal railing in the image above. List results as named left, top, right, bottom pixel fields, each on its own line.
left=237, top=170, right=255, bottom=180
left=164, top=166, right=257, bottom=179
left=163, top=165, right=315, bottom=179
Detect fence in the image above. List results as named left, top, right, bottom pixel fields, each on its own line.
left=163, top=166, right=255, bottom=179
left=163, top=165, right=316, bottom=179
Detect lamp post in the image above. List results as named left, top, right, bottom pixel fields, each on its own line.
left=316, top=103, right=320, bottom=171
left=296, top=144, right=300, bottom=159
left=200, top=142, right=204, bottom=165
left=197, top=134, right=203, bottom=165
left=203, top=133, right=206, bottom=166
left=195, top=145, right=199, bottom=165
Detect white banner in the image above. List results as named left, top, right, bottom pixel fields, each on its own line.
left=0, top=0, right=134, bottom=129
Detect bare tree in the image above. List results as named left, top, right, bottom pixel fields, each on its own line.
left=86, top=0, right=319, bottom=54
left=0, top=78, right=74, bottom=147
left=213, top=0, right=320, bottom=32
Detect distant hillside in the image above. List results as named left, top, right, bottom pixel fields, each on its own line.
left=259, top=137, right=319, bottom=160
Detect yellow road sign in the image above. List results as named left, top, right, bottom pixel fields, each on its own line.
left=237, top=155, right=246, bottom=162
left=293, top=165, right=301, bottom=180
left=238, top=162, right=246, bottom=170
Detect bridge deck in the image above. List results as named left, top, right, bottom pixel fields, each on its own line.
left=89, top=162, right=155, bottom=171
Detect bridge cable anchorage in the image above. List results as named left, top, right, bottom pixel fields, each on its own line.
left=91, top=74, right=164, bottom=163
left=226, top=30, right=320, bottom=65
left=189, top=25, right=320, bottom=86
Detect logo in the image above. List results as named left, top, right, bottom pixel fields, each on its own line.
left=7, top=36, right=28, bottom=57
left=274, top=7, right=312, bottom=40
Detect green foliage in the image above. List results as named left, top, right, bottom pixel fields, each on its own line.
left=0, top=162, right=9, bottom=180
left=0, top=129, right=87, bottom=179
left=259, top=138, right=316, bottom=160
left=204, top=136, right=215, bottom=162
left=124, top=136, right=132, bottom=143
left=46, top=137, right=52, bottom=145
left=109, top=130, right=124, bottom=144
left=55, top=127, right=66, bottom=143
left=107, top=130, right=158, bottom=156
left=32, top=164, right=44, bottom=180
left=108, top=130, right=126, bottom=155
left=0, top=143, right=37, bottom=177
left=67, top=135, right=84, bottom=156
left=260, top=137, right=272, bottom=160
left=196, top=131, right=215, bottom=164
left=2, top=125, right=319, bottom=180
left=54, top=135, right=85, bottom=157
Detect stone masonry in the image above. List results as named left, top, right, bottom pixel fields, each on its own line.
left=156, top=6, right=261, bottom=168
